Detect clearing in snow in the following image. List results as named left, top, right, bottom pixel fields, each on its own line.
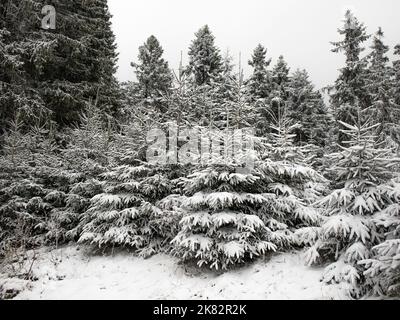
left=0, top=246, right=347, bottom=300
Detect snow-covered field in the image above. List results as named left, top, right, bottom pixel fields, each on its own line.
left=0, top=246, right=348, bottom=300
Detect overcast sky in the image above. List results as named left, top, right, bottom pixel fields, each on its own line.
left=108, top=0, right=400, bottom=90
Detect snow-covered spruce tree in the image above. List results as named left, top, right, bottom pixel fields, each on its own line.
left=302, top=114, right=398, bottom=297
left=393, top=45, right=400, bottom=109
left=247, top=44, right=272, bottom=102
left=0, top=0, right=52, bottom=130
left=131, top=35, right=173, bottom=113
left=219, top=57, right=253, bottom=130
left=0, top=0, right=121, bottom=127
left=0, top=116, right=33, bottom=256
left=164, top=63, right=199, bottom=126
left=257, top=113, right=324, bottom=233
left=0, top=119, right=68, bottom=256
left=266, top=56, right=291, bottom=129
left=247, top=45, right=273, bottom=136
left=207, top=50, right=237, bottom=129
left=366, top=28, right=399, bottom=145
left=171, top=161, right=280, bottom=270
left=330, top=10, right=370, bottom=144
left=187, top=25, right=223, bottom=86
left=77, top=164, right=184, bottom=257
left=388, top=44, right=400, bottom=149
left=286, top=69, right=332, bottom=147
left=172, top=124, right=323, bottom=270
left=40, top=103, right=111, bottom=243
left=360, top=180, right=400, bottom=297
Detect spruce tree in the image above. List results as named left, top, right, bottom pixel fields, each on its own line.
left=172, top=124, right=322, bottom=270
left=287, top=69, right=331, bottom=147
left=272, top=55, right=290, bottom=88
left=330, top=10, right=370, bottom=143
left=247, top=44, right=272, bottom=101
left=0, top=0, right=121, bottom=127
left=302, top=111, right=398, bottom=297
left=131, top=35, right=173, bottom=111
left=247, top=45, right=272, bottom=136
left=390, top=45, right=400, bottom=148
left=171, top=162, right=281, bottom=270
left=77, top=164, right=184, bottom=257
left=361, top=180, right=400, bottom=297
left=268, top=56, right=291, bottom=127
left=187, top=25, right=223, bottom=86
left=366, top=28, right=398, bottom=144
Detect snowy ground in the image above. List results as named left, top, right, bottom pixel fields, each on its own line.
left=0, top=246, right=347, bottom=300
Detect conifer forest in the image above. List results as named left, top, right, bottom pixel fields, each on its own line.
left=0, top=0, right=400, bottom=301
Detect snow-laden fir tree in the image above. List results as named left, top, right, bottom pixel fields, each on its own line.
left=393, top=45, right=400, bottom=108
left=330, top=10, right=370, bottom=144
left=360, top=180, right=400, bottom=297
left=302, top=110, right=399, bottom=297
left=0, top=0, right=52, bottom=130
left=171, top=161, right=280, bottom=270
left=222, top=55, right=253, bottom=130
left=286, top=69, right=332, bottom=147
left=257, top=112, right=324, bottom=235
left=131, top=35, right=173, bottom=113
left=272, top=55, right=290, bottom=89
left=247, top=44, right=272, bottom=102
left=187, top=25, right=223, bottom=86
left=164, top=59, right=199, bottom=127
left=48, top=103, right=111, bottom=242
left=267, top=56, right=291, bottom=128
left=389, top=44, right=400, bottom=149
left=172, top=122, right=323, bottom=270
left=365, top=28, right=399, bottom=145
left=0, top=0, right=121, bottom=127
left=247, top=44, right=272, bottom=136
left=0, top=117, right=69, bottom=255
left=188, top=51, right=235, bottom=130
left=77, top=164, right=184, bottom=257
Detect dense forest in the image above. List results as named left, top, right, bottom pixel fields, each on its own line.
left=1, top=0, right=400, bottom=299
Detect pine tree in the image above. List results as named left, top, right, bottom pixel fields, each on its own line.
left=131, top=35, right=173, bottom=112
left=187, top=25, right=223, bottom=86
left=302, top=110, right=398, bottom=297
left=330, top=10, right=370, bottom=143
left=287, top=69, right=331, bottom=147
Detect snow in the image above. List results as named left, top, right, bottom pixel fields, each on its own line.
left=1, top=246, right=348, bottom=300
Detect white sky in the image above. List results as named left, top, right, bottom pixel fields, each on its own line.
left=108, top=0, right=400, bottom=89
